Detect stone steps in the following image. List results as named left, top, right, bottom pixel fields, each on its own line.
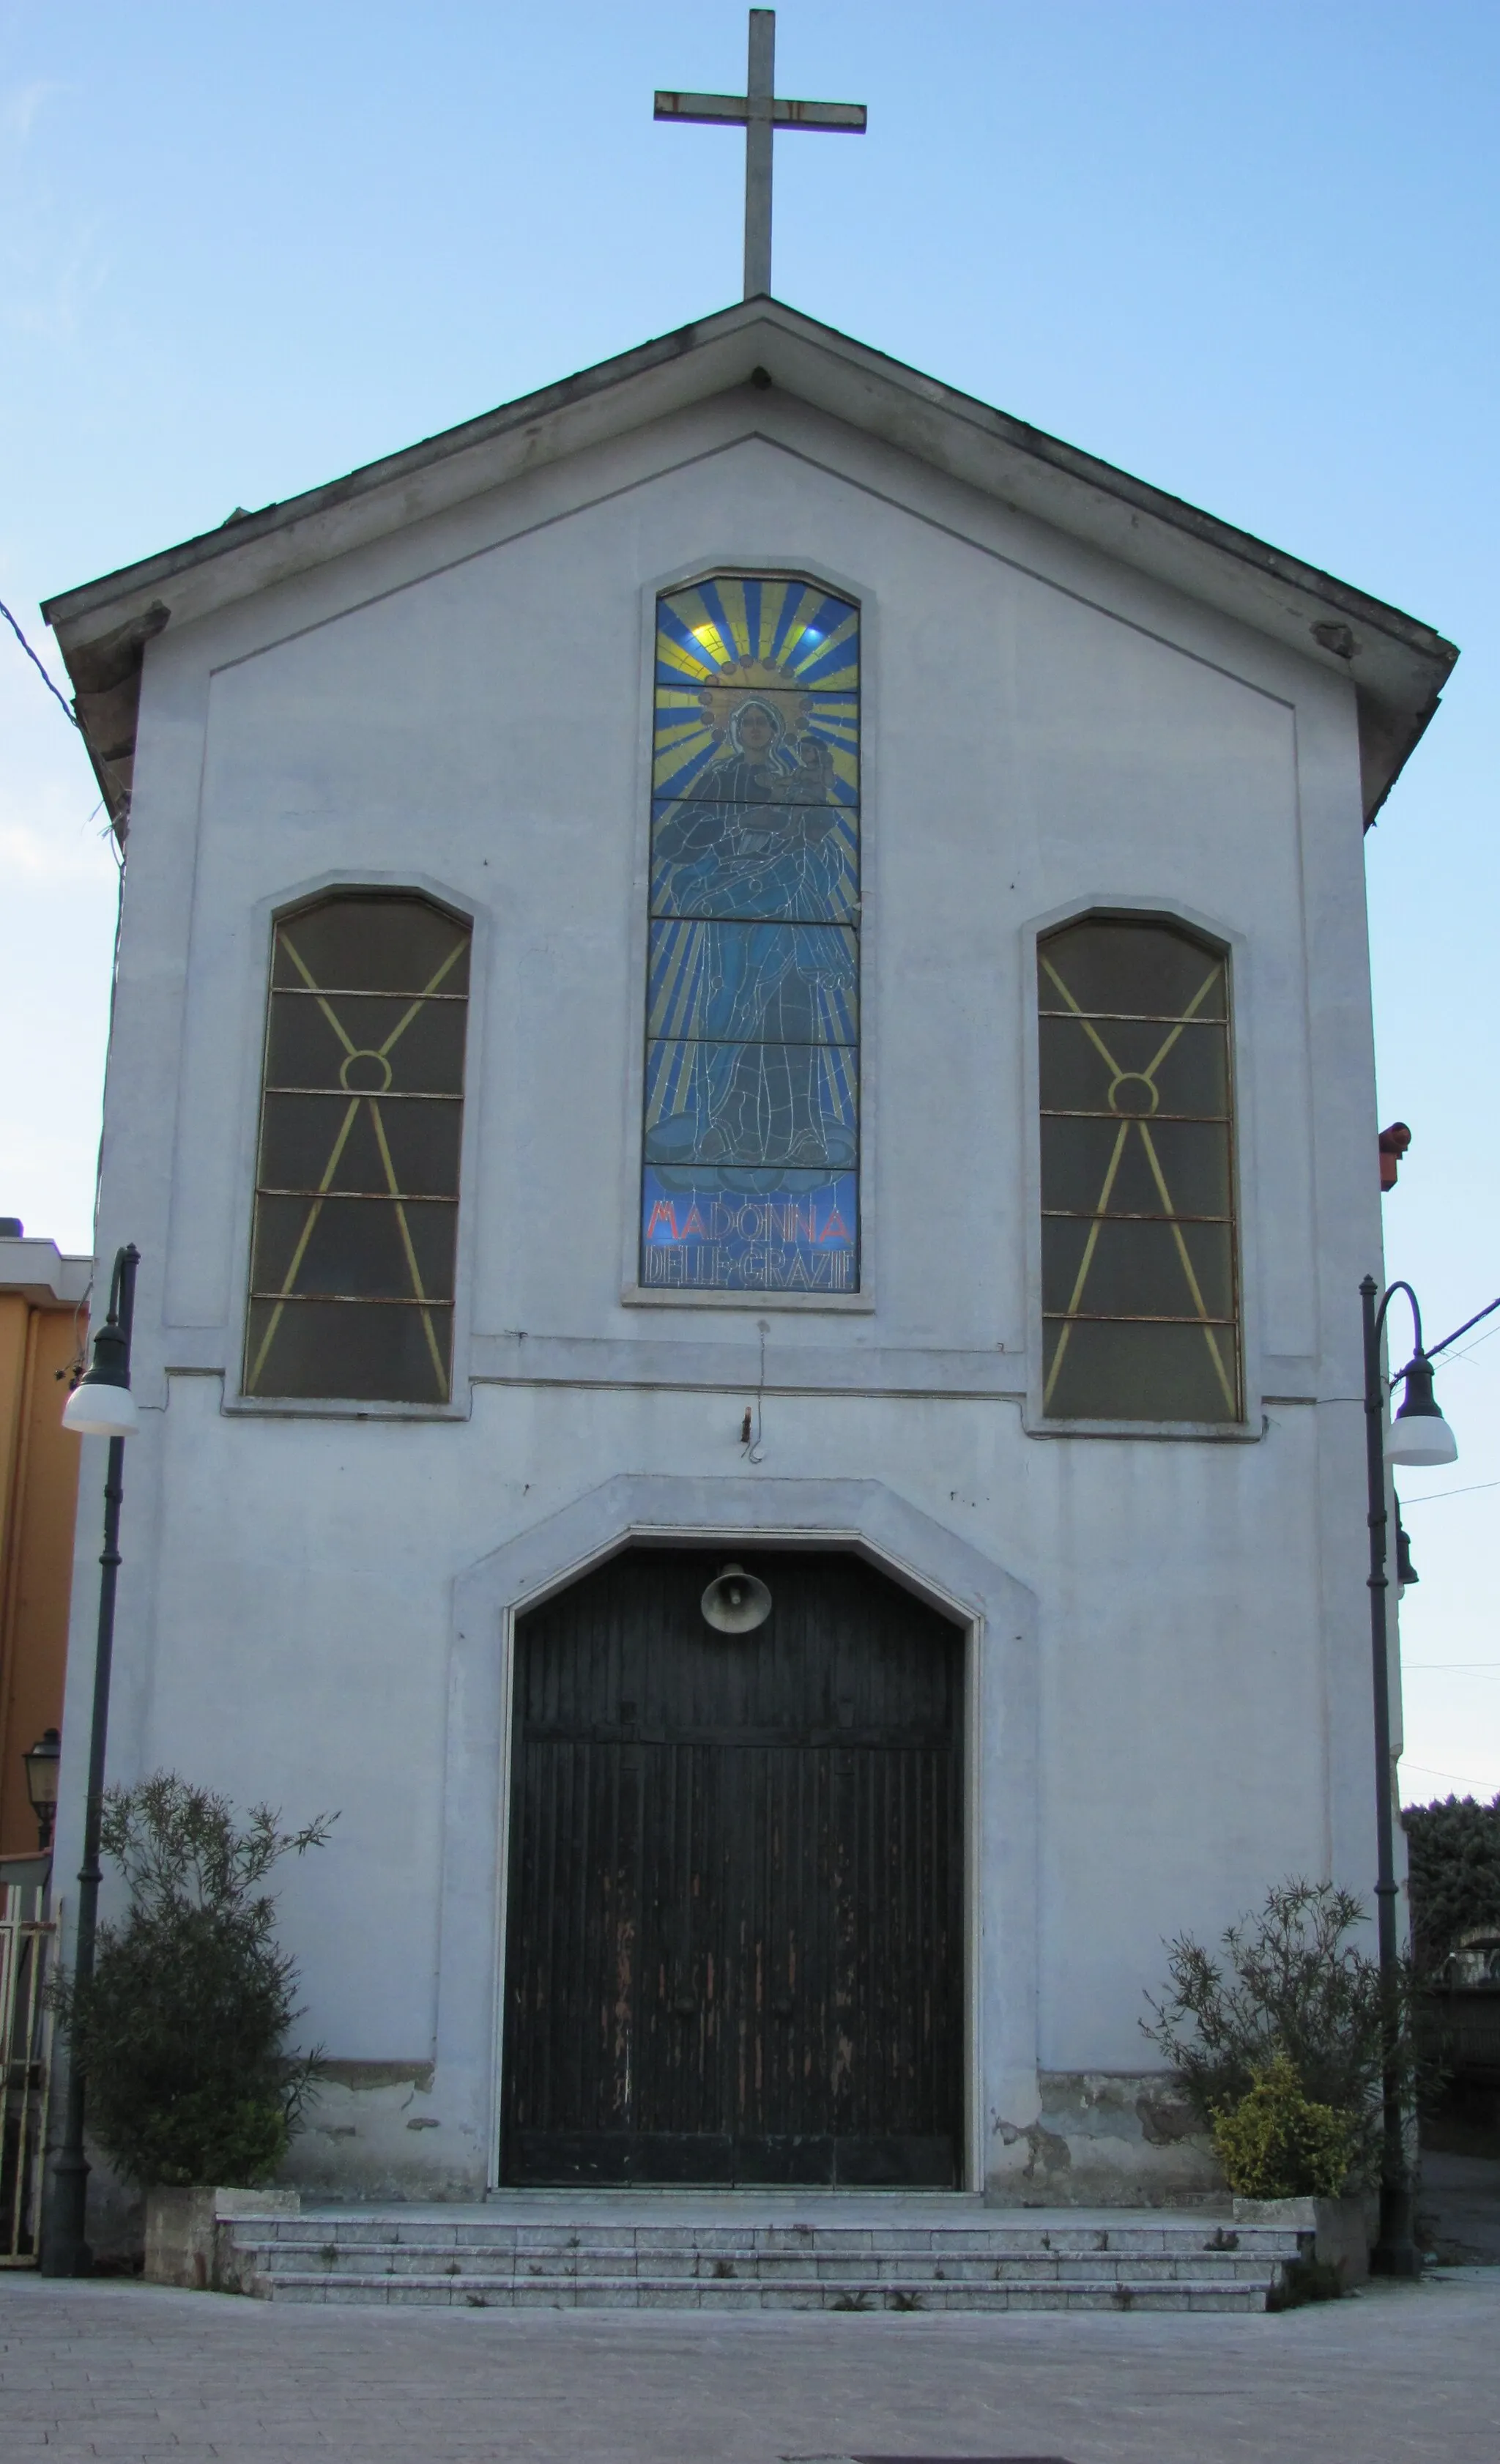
left=248, top=2274, right=1280, bottom=2312
left=224, top=2208, right=1306, bottom=2313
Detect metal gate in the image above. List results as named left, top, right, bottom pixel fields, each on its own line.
left=1, top=1884, right=56, bottom=2266
left=501, top=1548, right=964, bottom=2188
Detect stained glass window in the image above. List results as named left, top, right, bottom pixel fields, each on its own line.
left=243, top=893, right=471, bottom=1403
left=642, top=576, right=860, bottom=1293
left=1039, top=916, right=1241, bottom=1422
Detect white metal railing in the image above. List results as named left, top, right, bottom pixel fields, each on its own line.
left=0, top=1885, right=56, bottom=2266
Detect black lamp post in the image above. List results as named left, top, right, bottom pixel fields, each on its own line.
left=23, top=1728, right=62, bottom=1852
left=40, top=1243, right=141, bottom=2279
left=1359, top=1275, right=1500, bottom=2276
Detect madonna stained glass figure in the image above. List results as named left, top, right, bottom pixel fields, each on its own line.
left=643, top=576, right=861, bottom=1294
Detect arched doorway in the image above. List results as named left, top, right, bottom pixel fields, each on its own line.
left=500, top=1545, right=965, bottom=2187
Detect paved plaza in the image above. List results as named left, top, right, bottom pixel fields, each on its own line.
left=3, top=2266, right=1499, bottom=2464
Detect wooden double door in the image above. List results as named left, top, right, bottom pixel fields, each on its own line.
left=500, top=1547, right=965, bottom=2188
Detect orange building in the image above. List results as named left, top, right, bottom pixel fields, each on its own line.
left=0, top=1225, right=90, bottom=1869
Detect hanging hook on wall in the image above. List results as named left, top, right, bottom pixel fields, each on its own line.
left=740, top=1319, right=770, bottom=1464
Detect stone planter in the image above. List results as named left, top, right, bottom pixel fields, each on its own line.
left=1233, top=2192, right=1370, bottom=2287
left=144, top=2186, right=300, bottom=2292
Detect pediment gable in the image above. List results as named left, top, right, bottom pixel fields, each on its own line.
left=42, top=298, right=1455, bottom=830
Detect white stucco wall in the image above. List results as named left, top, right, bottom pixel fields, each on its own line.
left=54, top=380, right=1389, bottom=2205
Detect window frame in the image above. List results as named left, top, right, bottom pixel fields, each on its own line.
left=1020, top=897, right=1262, bottom=1441
left=619, top=563, right=877, bottom=1314
left=226, top=872, right=483, bottom=1422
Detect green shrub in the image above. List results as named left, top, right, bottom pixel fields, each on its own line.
left=1142, top=1877, right=1416, bottom=2184
left=51, top=1774, right=333, bottom=2187
left=1211, top=2052, right=1356, bottom=2200
left=1403, top=1794, right=1500, bottom=1970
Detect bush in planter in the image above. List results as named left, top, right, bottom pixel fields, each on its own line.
left=1142, top=1877, right=1417, bottom=2184
left=1211, top=2052, right=1357, bottom=2200
left=51, top=1774, right=334, bottom=2187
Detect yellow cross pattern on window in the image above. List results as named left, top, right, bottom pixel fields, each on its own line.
left=1039, top=940, right=1239, bottom=1420
left=245, top=899, right=469, bottom=1404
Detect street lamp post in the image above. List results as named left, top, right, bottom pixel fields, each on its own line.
left=1359, top=1275, right=1500, bottom=2276
left=1360, top=1277, right=1456, bottom=2277
left=40, top=1244, right=141, bottom=2279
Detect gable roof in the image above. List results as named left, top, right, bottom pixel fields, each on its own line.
left=42, top=297, right=1456, bottom=832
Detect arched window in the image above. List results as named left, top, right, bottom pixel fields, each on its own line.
left=641, top=575, right=861, bottom=1294
left=243, top=891, right=471, bottom=1403
left=1038, top=914, right=1240, bottom=1423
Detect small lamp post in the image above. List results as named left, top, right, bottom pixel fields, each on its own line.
left=1360, top=1275, right=1458, bottom=2279
left=40, top=1244, right=141, bottom=2279
left=23, top=1729, right=62, bottom=1853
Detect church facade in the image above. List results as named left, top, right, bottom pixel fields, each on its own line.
left=45, top=301, right=1455, bottom=2205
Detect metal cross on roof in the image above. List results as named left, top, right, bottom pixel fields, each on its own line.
left=655, top=8, right=866, bottom=301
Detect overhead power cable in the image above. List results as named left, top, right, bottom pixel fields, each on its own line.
left=1401, top=1759, right=1496, bottom=1792
left=1402, top=1477, right=1500, bottom=1507
left=1, top=595, right=78, bottom=729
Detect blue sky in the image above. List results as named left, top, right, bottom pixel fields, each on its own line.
left=2, top=0, right=1496, bottom=1801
